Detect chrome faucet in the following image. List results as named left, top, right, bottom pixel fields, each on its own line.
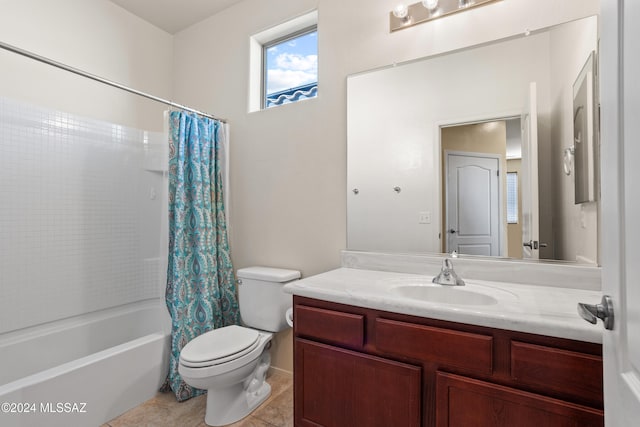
left=432, top=257, right=465, bottom=286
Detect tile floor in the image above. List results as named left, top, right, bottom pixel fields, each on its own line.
left=102, top=371, right=293, bottom=427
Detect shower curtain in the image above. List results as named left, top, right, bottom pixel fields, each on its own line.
left=164, top=111, right=240, bottom=401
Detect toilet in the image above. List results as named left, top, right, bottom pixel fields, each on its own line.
left=178, top=266, right=300, bottom=427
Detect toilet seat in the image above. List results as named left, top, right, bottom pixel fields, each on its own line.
left=180, top=325, right=261, bottom=368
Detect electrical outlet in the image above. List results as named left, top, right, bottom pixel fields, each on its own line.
left=419, top=211, right=431, bottom=224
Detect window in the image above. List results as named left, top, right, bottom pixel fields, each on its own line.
left=249, top=11, right=318, bottom=112
left=264, top=27, right=317, bottom=108
left=506, top=172, right=519, bottom=224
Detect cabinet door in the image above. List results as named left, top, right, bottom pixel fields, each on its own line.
left=436, top=372, right=603, bottom=427
left=295, top=338, right=421, bottom=427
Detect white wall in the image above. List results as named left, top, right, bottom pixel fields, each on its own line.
left=548, top=16, right=599, bottom=264
left=171, top=0, right=598, bottom=371
left=0, top=0, right=173, bottom=332
left=0, top=0, right=173, bottom=130
left=172, top=0, right=343, bottom=278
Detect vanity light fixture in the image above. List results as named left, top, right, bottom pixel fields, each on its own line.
left=392, top=4, right=409, bottom=18
left=422, top=0, right=439, bottom=10
left=390, top=0, right=501, bottom=32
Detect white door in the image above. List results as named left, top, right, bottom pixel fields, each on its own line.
left=446, top=152, right=500, bottom=256
left=520, top=82, right=540, bottom=259
left=598, top=1, right=640, bottom=425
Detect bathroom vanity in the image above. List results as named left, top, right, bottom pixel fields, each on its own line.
left=285, top=258, right=604, bottom=427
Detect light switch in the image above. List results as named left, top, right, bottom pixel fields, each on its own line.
left=419, top=211, right=431, bottom=224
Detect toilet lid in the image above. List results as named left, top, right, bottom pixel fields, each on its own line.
left=180, top=325, right=261, bottom=368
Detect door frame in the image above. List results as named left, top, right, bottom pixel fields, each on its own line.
left=443, top=150, right=503, bottom=256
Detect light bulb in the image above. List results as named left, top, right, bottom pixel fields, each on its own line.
left=392, top=4, right=409, bottom=19
left=422, top=0, right=439, bottom=10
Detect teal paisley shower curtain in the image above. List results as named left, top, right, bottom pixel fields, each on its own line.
left=165, top=111, right=240, bottom=401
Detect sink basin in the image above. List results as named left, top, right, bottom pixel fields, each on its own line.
left=392, top=285, right=499, bottom=306
left=345, top=275, right=518, bottom=307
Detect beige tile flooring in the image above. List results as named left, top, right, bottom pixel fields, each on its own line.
left=103, top=371, right=293, bottom=427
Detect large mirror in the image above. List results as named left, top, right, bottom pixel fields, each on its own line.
left=347, top=15, right=600, bottom=265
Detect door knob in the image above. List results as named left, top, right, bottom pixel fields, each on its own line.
left=578, top=295, right=614, bottom=330
left=448, top=229, right=457, bottom=234
left=523, top=240, right=547, bottom=249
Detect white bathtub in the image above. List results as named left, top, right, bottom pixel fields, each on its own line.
left=0, top=300, right=171, bottom=427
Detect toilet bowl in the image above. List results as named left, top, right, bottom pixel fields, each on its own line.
left=178, top=266, right=300, bottom=426
left=179, top=325, right=273, bottom=426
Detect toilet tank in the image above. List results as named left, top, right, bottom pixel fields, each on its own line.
left=236, top=266, right=300, bottom=332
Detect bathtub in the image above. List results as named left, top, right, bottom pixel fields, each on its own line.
left=0, top=299, right=171, bottom=427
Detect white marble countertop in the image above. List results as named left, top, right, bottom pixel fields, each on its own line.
left=284, top=267, right=603, bottom=344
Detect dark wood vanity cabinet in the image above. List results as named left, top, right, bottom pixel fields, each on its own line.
left=293, top=296, right=604, bottom=427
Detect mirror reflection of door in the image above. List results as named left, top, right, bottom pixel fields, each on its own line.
left=441, top=120, right=524, bottom=258
left=445, top=152, right=501, bottom=256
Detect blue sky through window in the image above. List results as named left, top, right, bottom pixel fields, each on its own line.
left=266, top=30, right=317, bottom=96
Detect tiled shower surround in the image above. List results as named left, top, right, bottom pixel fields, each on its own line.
left=0, top=97, right=167, bottom=334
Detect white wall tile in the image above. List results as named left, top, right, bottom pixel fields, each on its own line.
left=0, top=97, right=167, bottom=334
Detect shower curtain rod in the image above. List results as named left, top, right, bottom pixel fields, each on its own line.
left=0, top=40, right=226, bottom=123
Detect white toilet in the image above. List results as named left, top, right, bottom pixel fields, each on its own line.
left=178, top=266, right=300, bottom=427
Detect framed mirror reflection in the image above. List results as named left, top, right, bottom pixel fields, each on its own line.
left=347, top=15, right=599, bottom=265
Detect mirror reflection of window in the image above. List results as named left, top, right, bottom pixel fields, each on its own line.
left=507, top=172, right=519, bottom=224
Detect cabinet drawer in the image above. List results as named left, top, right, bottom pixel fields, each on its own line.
left=436, top=372, right=603, bottom=427
left=376, top=318, right=493, bottom=375
left=511, top=341, right=603, bottom=407
left=295, top=305, right=364, bottom=349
